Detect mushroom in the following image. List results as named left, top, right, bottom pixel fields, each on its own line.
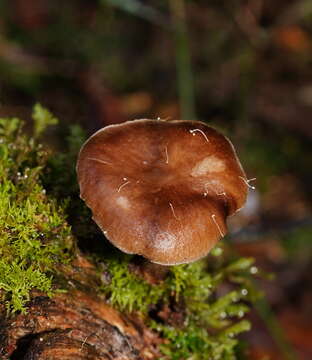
left=77, top=119, right=248, bottom=265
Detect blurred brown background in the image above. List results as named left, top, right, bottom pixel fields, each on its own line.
left=0, top=1, right=311, bottom=359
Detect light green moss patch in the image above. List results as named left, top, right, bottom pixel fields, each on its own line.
left=100, top=248, right=258, bottom=359
left=0, top=112, right=73, bottom=313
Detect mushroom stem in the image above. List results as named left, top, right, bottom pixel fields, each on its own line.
left=130, top=258, right=170, bottom=284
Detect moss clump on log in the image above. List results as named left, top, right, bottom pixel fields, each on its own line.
left=0, top=109, right=73, bottom=314
left=0, top=106, right=259, bottom=359
left=100, top=250, right=255, bottom=359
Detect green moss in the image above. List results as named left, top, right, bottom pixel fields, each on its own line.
left=153, top=319, right=251, bottom=360
left=0, top=112, right=73, bottom=313
left=100, top=254, right=162, bottom=312
left=32, top=103, right=59, bottom=138
left=0, top=262, right=53, bottom=314
left=100, top=247, right=258, bottom=359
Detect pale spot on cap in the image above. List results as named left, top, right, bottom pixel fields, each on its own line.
left=116, top=196, right=131, bottom=210
left=154, top=233, right=176, bottom=251
left=191, top=155, right=225, bottom=177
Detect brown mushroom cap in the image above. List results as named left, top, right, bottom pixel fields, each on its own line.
left=77, top=119, right=248, bottom=265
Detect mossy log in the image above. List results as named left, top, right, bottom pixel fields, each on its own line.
left=0, top=110, right=257, bottom=359
left=0, top=256, right=161, bottom=359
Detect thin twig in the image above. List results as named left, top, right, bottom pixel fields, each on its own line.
left=105, top=0, right=170, bottom=29
left=169, top=202, right=178, bottom=220
left=87, top=157, right=112, bottom=166
left=117, top=179, right=131, bottom=192
left=211, top=214, right=224, bottom=237
left=189, top=129, right=210, bottom=143
left=165, top=146, right=169, bottom=164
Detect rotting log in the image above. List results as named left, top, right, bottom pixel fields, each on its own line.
left=0, top=256, right=162, bottom=360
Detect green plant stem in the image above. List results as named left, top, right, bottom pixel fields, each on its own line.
left=170, top=0, right=196, bottom=119
left=255, top=298, right=299, bottom=360
left=226, top=240, right=299, bottom=360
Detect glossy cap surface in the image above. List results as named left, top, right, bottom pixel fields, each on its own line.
left=77, top=119, right=248, bottom=265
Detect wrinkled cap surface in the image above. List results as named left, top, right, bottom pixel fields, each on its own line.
left=77, top=119, right=248, bottom=265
